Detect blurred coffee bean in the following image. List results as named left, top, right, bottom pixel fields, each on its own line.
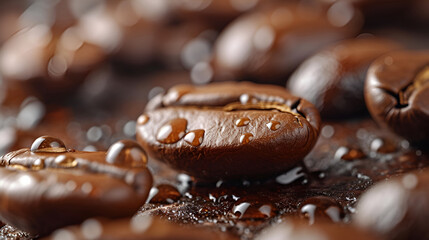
left=212, top=1, right=363, bottom=84
left=288, top=37, right=401, bottom=119
left=365, top=50, right=429, bottom=144
left=355, top=171, right=429, bottom=240
left=0, top=23, right=107, bottom=101
left=256, top=218, right=377, bottom=240
left=0, top=137, right=153, bottom=236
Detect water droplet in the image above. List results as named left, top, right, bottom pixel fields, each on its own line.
left=137, top=114, right=149, bottom=125
left=81, top=182, right=93, bottom=194
left=123, top=120, right=137, bottom=137
left=258, top=205, right=273, bottom=218
left=266, top=121, right=281, bottom=131
left=400, top=140, right=410, bottom=149
left=146, top=187, right=159, bottom=203
left=233, top=202, right=251, bottom=218
left=184, top=192, right=193, bottom=199
left=54, top=155, right=77, bottom=168
left=235, top=117, right=250, bottom=127
left=106, top=140, right=148, bottom=168
left=300, top=196, right=344, bottom=225
left=370, top=138, right=397, bottom=154
left=65, top=180, right=77, bottom=191
left=232, top=201, right=276, bottom=219
left=30, top=136, right=67, bottom=153
left=209, top=193, right=217, bottom=202
left=81, top=219, right=103, bottom=239
left=86, top=126, right=103, bottom=142
left=240, top=133, right=254, bottom=144
left=52, top=229, right=76, bottom=240
left=321, top=125, right=335, bottom=138
left=402, top=174, right=418, bottom=190
left=31, top=159, right=44, bottom=170
left=150, top=184, right=181, bottom=204
left=184, top=129, right=205, bottom=146
left=239, top=94, right=258, bottom=104
left=276, top=166, right=306, bottom=185
left=16, top=97, right=45, bottom=130
left=83, top=145, right=97, bottom=152
left=191, top=61, right=213, bottom=84
left=156, top=118, right=187, bottom=144
left=130, top=215, right=152, bottom=234
left=177, top=173, right=192, bottom=193
left=356, top=128, right=368, bottom=140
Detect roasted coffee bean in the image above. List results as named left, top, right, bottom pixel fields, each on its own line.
left=364, top=51, right=429, bottom=143
left=0, top=137, right=152, bottom=236
left=354, top=171, right=429, bottom=240
left=212, top=1, right=363, bottom=83
left=0, top=24, right=106, bottom=101
left=256, top=218, right=377, bottom=240
left=288, top=37, right=401, bottom=119
left=45, top=215, right=238, bottom=240
left=137, top=82, right=321, bottom=180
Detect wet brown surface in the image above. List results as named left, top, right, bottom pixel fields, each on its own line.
left=137, top=118, right=429, bottom=240
left=0, top=0, right=428, bottom=239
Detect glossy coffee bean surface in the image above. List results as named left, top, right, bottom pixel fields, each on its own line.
left=288, top=37, right=401, bottom=119
left=212, top=2, right=363, bottom=83
left=365, top=51, right=429, bottom=143
left=0, top=137, right=153, bottom=236
left=355, top=170, right=429, bottom=240
left=137, top=82, right=320, bottom=180
left=0, top=24, right=106, bottom=100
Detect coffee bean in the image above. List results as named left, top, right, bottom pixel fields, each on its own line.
left=256, top=218, right=377, bottom=240
left=212, top=2, right=363, bottom=83
left=0, top=24, right=106, bottom=101
left=355, top=171, right=429, bottom=240
left=0, top=137, right=152, bottom=236
left=137, top=82, right=320, bottom=180
left=364, top=51, right=429, bottom=143
left=288, top=37, right=401, bottom=119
